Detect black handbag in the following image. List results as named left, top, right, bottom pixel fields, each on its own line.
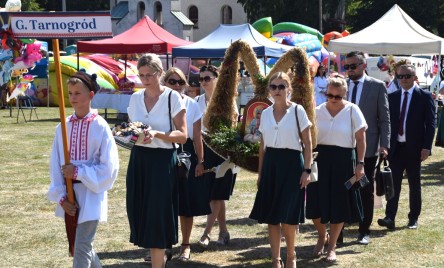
left=375, top=157, right=394, bottom=201
left=168, top=91, right=191, bottom=180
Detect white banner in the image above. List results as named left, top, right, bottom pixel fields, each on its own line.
left=10, top=12, right=112, bottom=39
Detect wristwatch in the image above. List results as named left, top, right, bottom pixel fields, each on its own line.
left=304, top=168, right=312, bottom=174
left=358, top=161, right=365, bottom=166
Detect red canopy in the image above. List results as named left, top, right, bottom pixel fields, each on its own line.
left=77, top=15, right=192, bottom=54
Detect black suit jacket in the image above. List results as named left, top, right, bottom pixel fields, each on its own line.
left=388, top=86, right=436, bottom=161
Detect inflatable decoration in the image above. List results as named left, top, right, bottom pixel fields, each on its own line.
left=252, top=17, right=273, bottom=38
left=323, top=30, right=350, bottom=48
left=273, top=22, right=323, bottom=42
left=203, top=40, right=316, bottom=172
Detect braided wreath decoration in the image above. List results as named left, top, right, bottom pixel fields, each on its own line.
left=202, top=40, right=316, bottom=172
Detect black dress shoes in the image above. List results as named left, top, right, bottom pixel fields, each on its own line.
left=377, top=217, right=395, bottom=230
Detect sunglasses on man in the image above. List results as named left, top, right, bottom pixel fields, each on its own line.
left=396, top=74, right=414, bottom=79
left=344, top=63, right=363, bottom=70
left=167, top=78, right=186, bottom=86
left=326, top=93, right=343, bottom=100
left=198, top=76, right=215, bottom=83
left=269, top=84, right=287, bottom=91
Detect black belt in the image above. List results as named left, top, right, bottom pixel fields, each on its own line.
left=72, top=180, right=82, bottom=184
left=397, top=141, right=407, bottom=147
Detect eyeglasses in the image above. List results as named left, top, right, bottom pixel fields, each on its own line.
left=167, top=78, right=186, bottom=86
left=344, top=63, right=363, bottom=70
left=396, top=74, right=413, bottom=79
left=326, top=93, right=343, bottom=100
left=269, top=84, right=287, bottom=91
left=138, top=71, right=158, bottom=79
left=199, top=76, right=215, bottom=83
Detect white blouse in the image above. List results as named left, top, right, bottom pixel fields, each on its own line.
left=127, top=87, right=185, bottom=148
left=316, top=102, right=367, bottom=148
left=259, top=102, right=312, bottom=151
left=183, top=95, right=202, bottom=140
left=47, top=111, right=119, bottom=224
left=314, top=76, right=328, bottom=106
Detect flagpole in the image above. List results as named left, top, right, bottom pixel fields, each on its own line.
left=53, top=39, right=77, bottom=256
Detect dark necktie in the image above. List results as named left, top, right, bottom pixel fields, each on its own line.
left=398, top=91, right=409, bottom=136
left=351, top=81, right=359, bottom=104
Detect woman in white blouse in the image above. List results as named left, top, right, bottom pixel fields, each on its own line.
left=195, top=65, right=238, bottom=249
left=163, top=67, right=209, bottom=261
left=249, top=72, right=313, bottom=268
left=306, top=76, right=367, bottom=263
left=126, top=54, right=187, bottom=268
left=314, top=65, right=328, bottom=106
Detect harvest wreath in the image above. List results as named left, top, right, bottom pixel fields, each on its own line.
left=202, top=40, right=316, bottom=173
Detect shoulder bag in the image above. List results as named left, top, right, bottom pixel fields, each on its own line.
left=168, top=91, right=191, bottom=180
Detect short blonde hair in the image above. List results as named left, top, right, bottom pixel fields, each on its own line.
left=268, top=71, right=291, bottom=88
left=327, top=76, right=348, bottom=94
left=137, top=53, right=163, bottom=73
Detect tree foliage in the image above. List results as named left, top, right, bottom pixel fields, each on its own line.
left=34, top=0, right=109, bottom=11
left=237, top=0, right=343, bottom=33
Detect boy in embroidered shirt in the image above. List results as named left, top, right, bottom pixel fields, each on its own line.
left=47, top=71, right=119, bottom=267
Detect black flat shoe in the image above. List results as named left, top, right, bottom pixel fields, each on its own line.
left=378, top=217, right=395, bottom=230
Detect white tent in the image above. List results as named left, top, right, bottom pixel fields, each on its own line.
left=329, top=4, right=444, bottom=55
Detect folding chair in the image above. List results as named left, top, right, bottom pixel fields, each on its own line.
left=17, top=95, right=38, bottom=123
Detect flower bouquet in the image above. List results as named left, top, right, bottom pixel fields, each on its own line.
left=112, top=122, right=150, bottom=149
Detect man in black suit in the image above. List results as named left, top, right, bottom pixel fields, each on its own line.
left=344, top=51, right=390, bottom=245
left=378, top=64, right=436, bottom=230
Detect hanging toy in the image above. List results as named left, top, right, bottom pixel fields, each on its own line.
left=13, top=41, right=42, bottom=69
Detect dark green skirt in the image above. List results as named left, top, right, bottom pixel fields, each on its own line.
left=305, top=145, right=363, bottom=224
left=249, top=148, right=305, bottom=225
left=126, top=146, right=178, bottom=248
left=203, top=143, right=236, bottom=201
left=178, top=138, right=211, bottom=217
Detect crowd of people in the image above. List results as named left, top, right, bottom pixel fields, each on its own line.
left=47, top=51, right=439, bottom=268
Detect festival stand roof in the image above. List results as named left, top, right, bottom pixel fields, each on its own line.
left=328, top=4, right=444, bottom=54
left=172, top=24, right=292, bottom=58
left=77, top=15, right=192, bottom=54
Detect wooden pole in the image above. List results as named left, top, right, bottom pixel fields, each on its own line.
left=52, top=39, right=74, bottom=204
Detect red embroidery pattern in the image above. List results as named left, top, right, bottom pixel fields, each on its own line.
left=69, top=113, right=97, bottom=161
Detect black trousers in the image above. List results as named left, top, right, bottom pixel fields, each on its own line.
left=386, top=142, right=422, bottom=222
left=358, top=156, right=378, bottom=235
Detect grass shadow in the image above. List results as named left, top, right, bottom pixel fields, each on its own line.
left=422, top=159, right=444, bottom=186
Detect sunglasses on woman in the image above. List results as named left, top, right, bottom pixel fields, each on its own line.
left=199, top=76, right=215, bottom=83
left=269, top=84, right=287, bottom=91
left=167, top=78, right=186, bottom=86
left=343, top=63, right=363, bottom=70
left=326, top=93, right=343, bottom=100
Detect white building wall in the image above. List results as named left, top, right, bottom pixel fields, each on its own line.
left=181, top=0, right=248, bottom=41
left=112, top=0, right=247, bottom=42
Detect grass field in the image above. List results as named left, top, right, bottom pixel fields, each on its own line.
left=0, top=107, right=443, bottom=268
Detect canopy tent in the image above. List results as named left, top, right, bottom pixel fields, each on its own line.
left=172, top=24, right=292, bottom=58
left=328, top=4, right=444, bottom=55
left=77, top=15, right=192, bottom=54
